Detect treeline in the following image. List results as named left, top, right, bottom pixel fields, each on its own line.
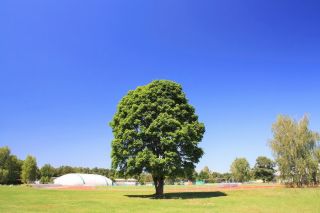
left=136, top=170, right=231, bottom=185
left=166, top=115, right=320, bottom=188
left=0, top=146, right=114, bottom=184
left=196, top=156, right=275, bottom=184
left=2, top=115, right=319, bottom=187
left=225, top=115, right=320, bottom=187
left=119, top=115, right=320, bottom=188
left=136, top=155, right=274, bottom=185
left=134, top=171, right=232, bottom=185
left=192, top=168, right=232, bottom=183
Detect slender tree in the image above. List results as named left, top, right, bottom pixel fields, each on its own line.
left=230, top=158, right=251, bottom=182
left=0, top=147, right=11, bottom=184
left=110, top=80, right=205, bottom=196
left=21, top=155, right=38, bottom=184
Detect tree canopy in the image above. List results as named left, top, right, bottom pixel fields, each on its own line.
left=40, top=164, right=56, bottom=183
left=0, top=146, right=22, bottom=184
left=253, top=156, right=275, bottom=182
left=21, top=155, right=38, bottom=184
left=230, top=158, right=251, bottom=182
left=270, top=115, right=320, bottom=187
left=198, top=166, right=211, bottom=181
left=110, top=80, right=205, bottom=195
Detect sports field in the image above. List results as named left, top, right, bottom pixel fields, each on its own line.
left=0, top=185, right=319, bottom=213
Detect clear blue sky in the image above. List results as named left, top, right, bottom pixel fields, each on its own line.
left=1, top=0, right=320, bottom=173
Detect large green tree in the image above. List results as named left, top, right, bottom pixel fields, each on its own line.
left=230, top=158, right=251, bottom=182
left=21, top=155, right=38, bottom=184
left=253, top=156, right=275, bottom=182
left=270, top=115, right=320, bottom=187
left=110, top=80, right=205, bottom=196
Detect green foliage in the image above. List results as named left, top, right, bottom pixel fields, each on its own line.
left=270, top=115, right=320, bottom=187
left=198, top=166, right=211, bottom=181
left=194, top=167, right=233, bottom=183
left=0, top=147, right=10, bottom=184
left=90, top=167, right=115, bottom=179
left=40, top=176, right=52, bottom=184
left=21, top=155, right=38, bottom=184
left=40, top=164, right=56, bottom=177
left=230, top=158, right=251, bottom=182
left=40, top=164, right=56, bottom=183
left=110, top=80, right=205, bottom=195
left=196, top=166, right=224, bottom=183
left=189, top=169, right=199, bottom=181
left=56, top=166, right=75, bottom=175
left=0, top=146, right=22, bottom=184
left=138, top=172, right=153, bottom=185
left=220, top=173, right=232, bottom=182
left=253, top=156, right=275, bottom=182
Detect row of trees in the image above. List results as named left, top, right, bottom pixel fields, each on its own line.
left=230, top=156, right=275, bottom=183
left=197, top=115, right=320, bottom=187
left=197, top=166, right=232, bottom=183
left=196, top=156, right=275, bottom=184
left=2, top=115, right=319, bottom=189
left=0, top=146, right=114, bottom=184
left=109, top=81, right=320, bottom=195
left=133, top=169, right=231, bottom=185
left=126, top=155, right=274, bottom=185
left=0, top=147, right=38, bottom=184
left=225, top=115, right=320, bottom=187
left=0, top=147, right=23, bottom=184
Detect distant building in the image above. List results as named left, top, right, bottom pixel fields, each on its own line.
left=114, top=178, right=138, bottom=186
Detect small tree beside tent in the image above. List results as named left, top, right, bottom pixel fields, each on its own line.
left=40, top=164, right=56, bottom=183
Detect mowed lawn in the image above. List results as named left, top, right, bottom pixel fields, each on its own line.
left=0, top=185, right=319, bottom=213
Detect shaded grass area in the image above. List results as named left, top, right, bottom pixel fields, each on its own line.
left=126, top=191, right=227, bottom=199
left=0, top=185, right=319, bottom=212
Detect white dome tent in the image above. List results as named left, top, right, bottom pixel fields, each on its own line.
left=53, top=173, right=112, bottom=186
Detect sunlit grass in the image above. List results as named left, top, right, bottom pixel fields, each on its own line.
left=0, top=185, right=319, bottom=212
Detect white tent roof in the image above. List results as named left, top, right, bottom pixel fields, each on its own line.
left=53, top=173, right=112, bottom=186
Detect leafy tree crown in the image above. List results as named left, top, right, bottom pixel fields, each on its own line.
left=110, top=80, right=205, bottom=178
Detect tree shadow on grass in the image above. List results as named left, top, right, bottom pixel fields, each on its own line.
left=125, top=191, right=227, bottom=199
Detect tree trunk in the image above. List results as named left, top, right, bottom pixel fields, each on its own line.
left=153, top=176, right=164, bottom=197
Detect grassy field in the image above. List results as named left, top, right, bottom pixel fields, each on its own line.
left=0, top=185, right=319, bottom=213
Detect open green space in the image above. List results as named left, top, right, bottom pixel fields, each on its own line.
left=0, top=185, right=319, bottom=213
